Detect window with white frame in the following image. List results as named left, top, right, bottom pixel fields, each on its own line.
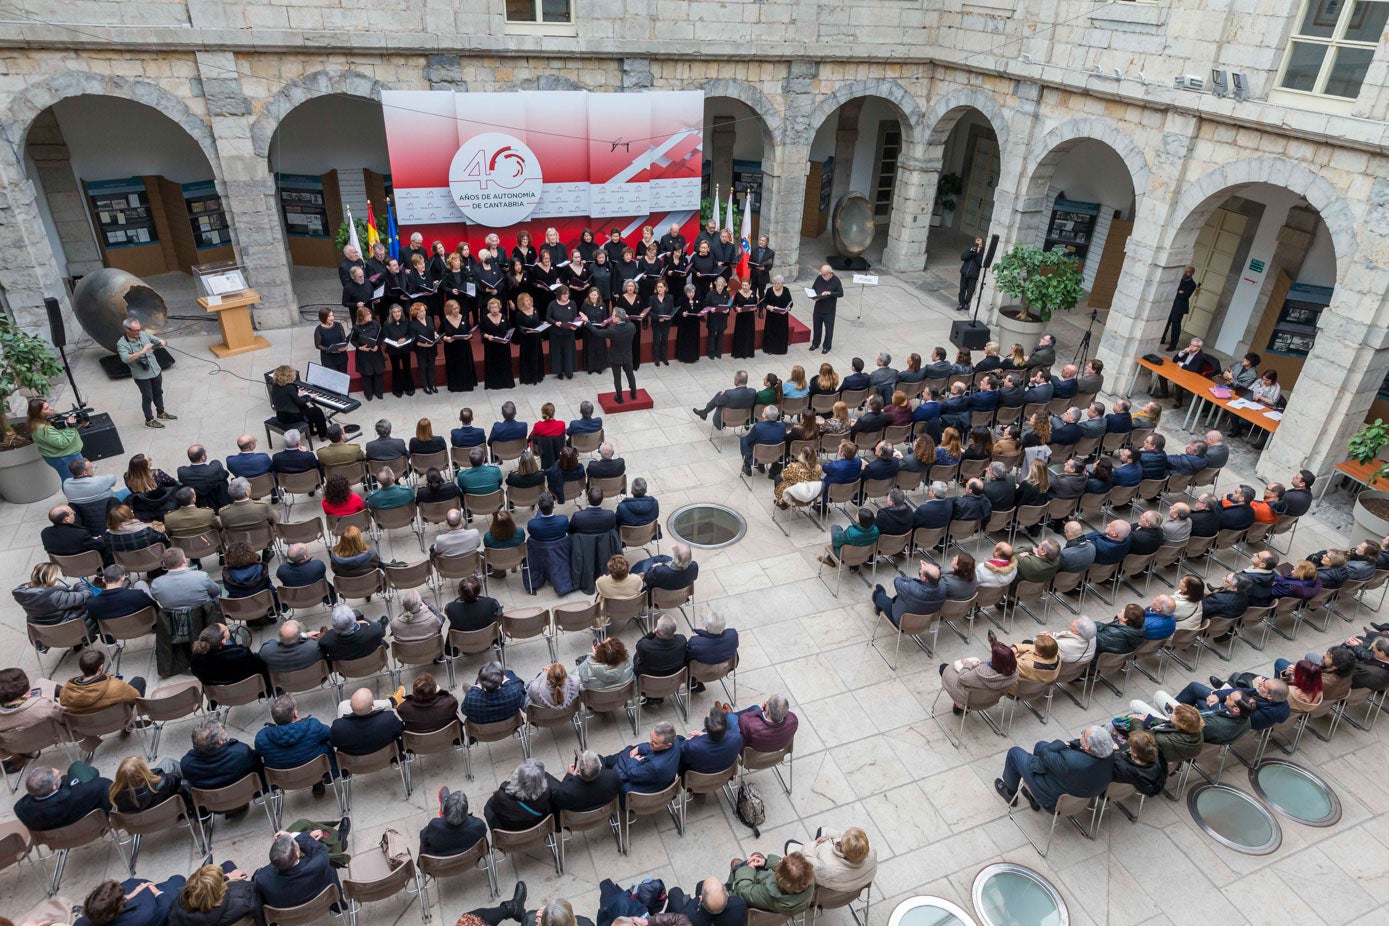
left=1278, top=0, right=1388, bottom=100
left=506, top=0, right=572, bottom=24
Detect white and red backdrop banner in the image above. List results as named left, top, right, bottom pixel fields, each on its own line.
left=381, top=89, right=704, bottom=252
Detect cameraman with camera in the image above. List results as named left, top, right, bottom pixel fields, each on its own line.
left=117, top=319, right=177, bottom=429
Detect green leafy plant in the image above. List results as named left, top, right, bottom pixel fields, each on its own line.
left=699, top=196, right=742, bottom=229
left=992, top=244, right=1085, bottom=323
left=1348, top=419, right=1389, bottom=481
left=934, top=173, right=963, bottom=214
left=0, top=314, right=65, bottom=447
left=334, top=218, right=370, bottom=252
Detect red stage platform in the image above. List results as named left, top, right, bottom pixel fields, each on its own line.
left=597, top=389, right=655, bottom=414
left=345, top=314, right=811, bottom=394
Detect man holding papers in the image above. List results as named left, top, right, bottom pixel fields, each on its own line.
left=808, top=264, right=844, bottom=354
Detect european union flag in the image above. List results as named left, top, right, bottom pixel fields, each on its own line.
left=386, top=197, right=400, bottom=261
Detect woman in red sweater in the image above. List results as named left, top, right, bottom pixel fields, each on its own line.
left=321, top=474, right=366, bottom=517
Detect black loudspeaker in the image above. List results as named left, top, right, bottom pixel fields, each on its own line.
left=44, top=297, right=65, bottom=348
left=982, top=233, right=1001, bottom=269
left=77, top=412, right=124, bottom=462
left=950, top=319, right=992, bottom=351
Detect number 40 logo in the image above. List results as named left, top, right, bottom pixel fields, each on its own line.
left=449, top=132, right=544, bottom=225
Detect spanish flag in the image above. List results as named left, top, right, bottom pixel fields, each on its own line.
left=365, top=202, right=381, bottom=249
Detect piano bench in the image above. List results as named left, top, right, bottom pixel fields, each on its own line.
left=264, top=417, right=317, bottom=451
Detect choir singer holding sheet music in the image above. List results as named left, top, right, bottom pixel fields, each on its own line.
left=315, top=308, right=350, bottom=374
left=547, top=286, right=581, bottom=379
left=351, top=306, right=385, bottom=401
left=761, top=275, right=793, bottom=356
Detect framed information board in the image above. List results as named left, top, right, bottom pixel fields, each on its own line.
left=1266, top=282, right=1333, bottom=358
left=1044, top=198, right=1099, bottom=264
left=277, top=173, right=329, bottom=239
left=182, top=180, right=229, bottom=249
left=87, top=177, right=158, bottom=249
left=732, top=159, right=764, bottom=215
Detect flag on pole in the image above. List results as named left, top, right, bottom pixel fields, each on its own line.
left=710, top=185, right=721, bottom=233
left=725, top=190, right=734, bottom=235
left=737, top=193, right=752, bottom=280
left=386, top=197, right=400, bottom=260
left=345, top=205, right=362, bottom=256
left=365, top=202, right=381, bottom=249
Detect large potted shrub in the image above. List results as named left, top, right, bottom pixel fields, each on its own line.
left=991, top=244, right=1085, bottom=350
left=1347, top=418, right=1389, bottom=539
left=0, top=314, right=67, bottom=502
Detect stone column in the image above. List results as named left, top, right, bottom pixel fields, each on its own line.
left=196, top=51, right=298, bottom=329
left=0, top=148, right=72, bottom=337
left=882, top=141, right=940, bottom=273
left=26, top=110, right=103, bottom=279
left=974, top=81, right=1045, bottom=323
left=763, top=60, right=818, bottom=281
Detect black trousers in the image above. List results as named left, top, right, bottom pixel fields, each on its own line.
left=277, top=407, right=328, bottom=440
left=652, top=320, right=671, bottom=361
left=360, top=372, right=383, bottom=400
left=612, top=362, right=636, bottom=396
left=812, top=305, right=836, bottom=350
left=1160, top=312, right=1186, bottom=348
left=959, top=273, right=979, bottom=309
left=135, top=374, right=165, bottom=421
left=388, top=351, right=414, bottom=394
left=707, top=318, right=727, bottom=359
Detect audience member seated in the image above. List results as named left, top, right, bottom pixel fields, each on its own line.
left=1083, top=458, right=1113, bottom=496
left=1201, top=671, right=1291, bottom=730
left=177, top=445, right=230, bottom=510
left=1056, top=521, right=1095, bottom=574
left=1272, top=560, right=1321, bottom=601
left=1119, top=702, right=1203, bottom=765
left=1047, top=459, right=1086, bottom=501
left=616, top=477, right=659, bottom=530
left=1015, top=460, right=1049, bottom=511
left=123, top=453, right=179, bottom=523
left=166, top=862, right=261, bottom=926
left=1110, top=728, right=1167, bottom=797
left=568, top=400, right=604, bottom=437
left=462, top=661, right=526, bottom=723
left=227, top=434, right=274, bottom=478
left=872, top=559, right=946, bottom=627
left=911, top=481, right=953, bottom=531
left=1111, top=449, right=1142, bottom=488
left=821, top=402, right=852, bottom=438
left=483, top=510, right=525, bottom=549
left=605, top=721, right=683, bottom=795
left=634, top=614, right=689, bottom=700
left=416, top=468, right=462, bottom=506
left=643, top=543, right=699, bottom=596
left=180, top=719, right=262, bottom=800
left=365, top=419, right=408, bottom=462
left=328, top=526, right=381, bottom=578
left=995, top=724, right=1116, bottom=811
left=692, top=371, right=757, bottom=430
left=596, top=553, right=645, bottom=616
left=884, top=390, right=913, bottom=427
left=221, top=541, right=279, bottom=606
left=316, top=605, right=386, bottom=667
left=787, top=826, right=876, bottom=897
left=1010, top=538, right=1062, bottom=594
left=741, top=407, right=787, bottom=476
left=1161, top=503, right=1192, bottom=546
left=260, top=620, right=326, bottom=674
left=686, top=609, right=739, bottom=683
left=445, top=576, right=503, bottom=633
left=1128, top=688, right=1255, bottom=745
left=486, top=758, right=559, bottom=830
left=525, top=662, right=580, bottom=712
left=1128, top=511, right=1164, bottom=556
left=0, top=667, right=61, bottom=746
left=15, top=761, right=112, bottom=834
left=489, top=401, right=528, bottom=446
left=506, top=451, right=547, bottom=494
left=255, top=694, right=333, bottom=794
left=410, top=417, right=447, bottom=458
left=104, top=504, right=169, bottom=559
left=457, top=448, right=504, bottom=496
left=1282, top=470, right=1314, bottom=517
left=934, top=427, right=964, bottom=465
left=431, top=509, right=481, bottom=560
left=1240, top=551, right=1278, bottom=606
left=1344, top=635, right=1389, bottom=692
left=818, top=441, right=863, bottom=507
left=940, top=642, right=1018, bottom=713
left=1189, top=494, right=1221, bottom=538
left=1008, top=632, right=1061, bottom=692
left=680, top=706, right=742, bottom=773
left=422, top=787, right=487, bottom=857
left=983, top=463, right=1016, bottom=510
left=321, top=475, right=366, bottom=519
left=1085, top=520, right=1132, bottom=567
left=546, top=447, right=587, bottom=504
left=42, top=503, right=110, bottom=565
left=364, top=468, right=412, bottom=511
left=942, top=552, right=978, bottom=601
left=849, top=395, right=889, bottom=440
left=1138, top=434, right=1169, bottom=483
left=150, top=548, right=223, bottom=615
left=390, top=590, right=446, bottom=645
left=254, top=828, right=343, bottom=911
left=1094, top=604, right=1147, bottom=657
left=577, top=638, right=634, bottom=691
left=396, top=671, right=461, bottom=733
left=331, top=687, right=404, bottom=756
left=191, top=622, right=270, bottom=692
left=1051, top=617, right=1098, bottom=665
left=774, top=447, right=823, bottom=510
left=728, top=850, right=814, bottom=916
left=452, top=408, right=487, bottom=449
left=219, top=478, right=279, bottom=539
left=76, top=874, right=190, bottom=926
left=83, top=565, right=154, bottom=627
left=272, top=430, right=321, bottom=476
left=60, top=648, right=145, bottom=742
left=554, top=749, right=621, bottom=814
left=1218, top=485, right=1257, bottom=532
left=588, top=442, right=627, bottom=481
left=316, top=424, right=365, bottom=469
left=1201, top=572, right=1249, bottom=626
left=952, top=478, right=991, bottom=522
left=819, top=507, right=878, bottom=570
left=970, top=542, right=1015, bottom=589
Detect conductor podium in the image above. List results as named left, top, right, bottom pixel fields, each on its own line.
left=194, top=261, right=271, bottom=358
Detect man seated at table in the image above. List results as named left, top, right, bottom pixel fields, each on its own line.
left=1166, top=338, right=1220, bottom=407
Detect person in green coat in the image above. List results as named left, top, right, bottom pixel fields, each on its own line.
left=728, top=850, right=815, bottom=915
left=820, top=507, right=879, bottom=567
left=26, top=398, right=84, bottom=482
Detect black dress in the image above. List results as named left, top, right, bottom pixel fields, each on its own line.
left=514, top=308, right=546, bottom=385
left=352, top=319, right=385, bottom=400
left=674, top=296, right=702, bottom=364
left=503, top=272, right=529, bottom=311
left=410, top=316, right=440, bottom=394
left=566, top=265, right=594, bottom=303
left=383, top=316, right=416, bottom=396
left=513, top=244, right=537, bottom=266
left=691, top=252, right=719, bottom=301
left=315, top=321, right=350, bottom=373
left=529, top=263, right=561, bottom=309
left=480, top=315, right=515, bottom=390
left=476, top=264, right=505, bottom=323
left=438, top=270, right=473, bottom=320
left=762, top=285, right=792, bottom=355
left=582, top=301, right=610, bottom=374
left=664, top=253, right=690, bottom=300
left=590, top=261, right=615, bottom=306
left=731, top=292, right=758, bottom=359
left=439, top=315, right=477, bottom=392
left=615, top=291, right=645, bottom=370
left=637, top=256, right=663, bottom=302
left=270, top=380, right=329, bottom=439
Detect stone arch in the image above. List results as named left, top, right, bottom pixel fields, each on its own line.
left=1, top=71, right=219, bottom=171
left=1164, top=157, right=1357, bottom=265
left=1023, top=116, right=1151, bottom=205
left=923, top=86, right=1011, bottom=157
left=799, top=78, right=925, bottom=147
left=698, top=78, right=784, bottom=150
left=251, top=69, right=391, bottom=159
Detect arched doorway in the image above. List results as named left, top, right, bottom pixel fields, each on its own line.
left=920, top=98, right=1007, bottom=291
left=703, top=96, right=772, bottom=241
left=24, top=95, right=226, bottom=287
left=267, top=93, right=390, bottom=305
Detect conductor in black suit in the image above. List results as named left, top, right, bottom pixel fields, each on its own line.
left=691, top=370, right=757, bottom=430
left=602, top=308, right=638, bottom=404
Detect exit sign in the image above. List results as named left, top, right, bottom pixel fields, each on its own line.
left=1249, top=258, right=1266, bottom=273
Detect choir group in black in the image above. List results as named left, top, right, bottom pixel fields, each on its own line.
left=324, top=219, right=790, bottom=401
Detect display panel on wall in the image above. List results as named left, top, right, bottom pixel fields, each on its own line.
left=277, top=173, right=330, bottom=238
left=1044, top=198, right=1100, bottom=265
left=87, top=177, right=158, bottom=249
left=1266, top=282, right=1333, bottom=358
left=381, top=90, right=704, bottom=250
left=818, top=157, right=835, bottom=213
left=182, top=180, right=229, bottom=249
left=732, top=159, right=764, bottom=215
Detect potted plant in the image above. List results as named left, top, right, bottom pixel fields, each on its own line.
left=0, top=314, right=67, bottom=502
left=991, top=243, right=1085, bottom=348
left=931, top=173, right=963, bottom=227
left=334, top=218, right=370, bottom=252
left=1347, top=418, right=1389, bottom=538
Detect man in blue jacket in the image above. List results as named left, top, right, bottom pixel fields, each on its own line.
left=686, top=611, right=739, bottom=688
left=1105, top=399, right=1134, bottom=434
left=840, top=357, right=871, bottom=392
left=256, top=694, right=336, bottom=794
left=939, top=382, right=971, bottom=431
left=461, top=662, right=526, bottom=724
left=740, top=406, right=787, bottom=477
left=995, top=725, right=1116, bottom=811
left=227, top=434, right=274, bottom=478
left=616, top=479, right=659, bottom=530
left=527, top=493, right=570, bottom=541
left=819, top=441, right=863, bottom=506
left=872, top=559, right=946, bottom=628
left=1050, top=363, right=1079, bottom=400
left=180, top=719, right=262, bottom=808
left=968, top=375, right=1001, bottom=416
left=912, top=481, right=954, bottom=530
left=605, top=721, right=684, bottom=794
left=254, top=828, right=343, bottom=910
left=860, top=441, right=901, bottom=484
left=567, top=400, right=604, bottom=436
left=1112, top=448, right=1143, bottom=487
left=488, top=401, right=527, bottom=445
left=1022, top=369, right=1054, bottom=405
left=1178, top=673, right=1290, bottom=731
left=1142, top=594, right=1177, bottom=641
left=1166, top=439, right=1207, bottom=475
left=951, top=478, right=992, bottom=522
left=451, top=408, right=487, bottom=449
left=1138, top=433, right=1170, bottom=481
left=680, top=707, right=742, bottom=774
left=1084, top=520, right=1132, bottom=566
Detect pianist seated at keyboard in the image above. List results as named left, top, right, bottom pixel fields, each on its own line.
left=270, top=365, right=330, bottom=441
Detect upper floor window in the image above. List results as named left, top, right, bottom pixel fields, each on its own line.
left=1278, top=0, right=1387, bottom=99
left=506, top=0, right=572, bottom=23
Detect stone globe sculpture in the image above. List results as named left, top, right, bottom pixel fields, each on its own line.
left=71, top=267, right=168, bottom=352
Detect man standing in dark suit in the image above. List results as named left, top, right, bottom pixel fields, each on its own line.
left=748, top=235, right=774, bottom=299
left=601, top=308, right=639, bottom=403
left=740, top=406, right=787, bottom=477
left=177, top=444, right=230, bottom=510
left=958, top=237, right=984, bottom=312
left=570, top=487, right=617, bottom=535
left=808, top=264, right=844, bottom=354
left=553, top=749, right=622, bottom=812
left=691, top=371, right=757, bottom=430
left=330, top=687, right=404, bottom=756
left=14, top=763, right=113, bottom=834
left=1161, top=266, right=1197, bottom=350
left=872, top=559, right=946, bottom=627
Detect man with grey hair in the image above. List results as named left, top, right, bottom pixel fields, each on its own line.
left=1190, top=493, right=1222, bottom=538
left=1011, top=538, right=1062, bottom=594
left=686, top=610, right=739, bottom=692
left=642, top=542, right=698, bottom=594
left=259, top=618, right=325, bottom=673
left=567, top=399, right=603, bottom=436
left=1078, top=402, right=1107, bottom=440
left=995, top=723, right=1115, bottom=811
left=616, top=477, right=659, bottom=530
left=462, top=661, right=525, bottom=724
left=1162, top=502, right=1193, bottom=546
left=218, top=475, right=279, bottom=545
left=150, top=546, right=223, bottom=611
left=734, top=693, right=798, bottom=753
left=254, top=693, right=334, bottom=795
left=14, top=761, right=113, bottom=833
left=365, top=419, right=407, bottom=462
left=692, top=370, right=756, bottom=429
left=554, top=748, right=621, bottom=812
left=634, top=614, right=688, bottom=705
left=330, top=687, right=403, bottom=757
left=875, top=487, right=913, bottom=536
left=272, top=429, right=321, bottom=476
left=118, top=316, right=175, bottom=428
left=741, top=405, right=787, bottom=475
left=1203, top=429, right=1228, bottom=470
left=432, top=508, right=481, bottom=558
left=1047, top=615, right=1097, bottom=665
left=254, top=822, right=344, bottom=909
left=1085, top=519, right=1132, bottom=566
left=180, top=718, right=261, bottom=813
left=605, top=720, right=683, bottom=794
left=1057, top=521, right=1095, bottom=574
left=870, top=352, right=898, bottom=402
left=588, top=442, right=626, bottom=480
left=984, top=461, right=1017, bottom=511
left=317, top=603, right=385, bottom=664
left=366, top=467, right=412, bottom=510
left=275, top=542, right=331, bottom=600
left=912, top=481, right=954, bottom=530
left=422, top=786, right=487, bottom=856
left=1129, top=510, right=1165, bottom=556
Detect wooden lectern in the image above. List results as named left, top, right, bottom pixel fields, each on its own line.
left=198, top=289, right=271, bottom=358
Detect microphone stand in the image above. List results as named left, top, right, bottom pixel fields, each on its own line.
left=970, top=262, right=990, bottom=325
left=56, top=343, right=89, bottom=411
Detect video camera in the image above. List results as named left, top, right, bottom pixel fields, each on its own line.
left=47, top=404, right=93, bottom=429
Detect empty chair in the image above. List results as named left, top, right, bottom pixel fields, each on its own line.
left=63, top=702, right=135, bottom=763
left=264, top=755, right=343, bottom=827
left=622, top=778, right=683, bottom=850
left=462, top=712, right=529, bottom=780
left=0, top=719, right=71, bottom=793
left=489, top=813, right=559, bottom=874
left=29, top=807, right=114, bottom=896
left=189, top=772, right=275, bottom=846
left=49, top=550, right=103, bottom=579
left=343, top=843, right=429, bottom=923
left=636, top=668, right=690, bottom=728
left=262, top=883, right=348, bottom=926
left=580, top=681, right=638, bottom=740
left=1007, top=787, right=1099, bottom=858
left=335, top=741, right=411, bottom=808
left=134, top=680, right=204, bottom=760
left=558, top=795, right=621, bottom=868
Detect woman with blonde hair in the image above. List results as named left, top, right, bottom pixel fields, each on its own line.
left=506, top=449, right=546, bottom=490
left=1016, top=458, right=1051, bottom=508
left=329, top=525, right=380, bottom=577
left=1002, top=342, right=1028, bottom=370
left=810, top=362, right=840, bottom=398
left=123, top=452, right=179, bottom=522
left=776, top=446, right=824, bottom=509
left=821, top=401, right=852, bottom=437
left=791, top=825, right=877, bottom=894
left=783, top=364, right=810, bottom=399
left=12, top=561, right=95, bottom=632
left=935, top=427, right=963, bottom=465
left=526, top=662, right=580, bottom=710
left=1131, top=401, right=1163, bottom=430
left=409, top=300, right=440, bottom=395
left=269, top=362, right=329, bottom=439
left=27, top=396, right=84, bottom=481
left=166, top=862, right=261, bottom=926
left=110, top=754, right=188, bottom=814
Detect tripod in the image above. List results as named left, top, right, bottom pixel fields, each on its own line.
left=1072, top=309, right=1099, bottom=370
